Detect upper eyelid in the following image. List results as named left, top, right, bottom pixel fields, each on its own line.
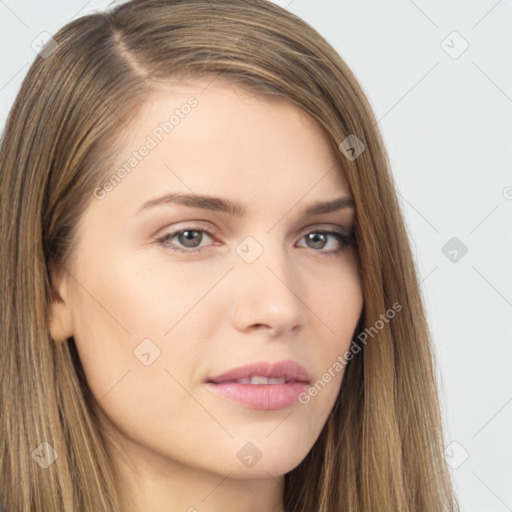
left=158, top=220, right=352, bottom=235
left=158, top=224, right=353, bottom=245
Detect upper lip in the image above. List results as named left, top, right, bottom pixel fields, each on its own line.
left=207, top=360, right=310, bottom=384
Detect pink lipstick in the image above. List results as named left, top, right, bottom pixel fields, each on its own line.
left=205, top=360, right=310, bottom=410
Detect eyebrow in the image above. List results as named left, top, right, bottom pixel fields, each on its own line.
left=135, top=192, right=354, bottom=216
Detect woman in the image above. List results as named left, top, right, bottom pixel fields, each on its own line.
left=0, top=0, right=459, bottom=510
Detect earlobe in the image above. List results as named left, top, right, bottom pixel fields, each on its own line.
left=48, top=258, right=74, bottom=342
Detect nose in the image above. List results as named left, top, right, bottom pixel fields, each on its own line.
left=230, top=240, right=306, bottom=337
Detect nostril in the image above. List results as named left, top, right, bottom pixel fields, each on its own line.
left=251, top=323, right=272, bottom=330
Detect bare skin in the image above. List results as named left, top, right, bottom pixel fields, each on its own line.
left=49, top=78, right=363, bottom=512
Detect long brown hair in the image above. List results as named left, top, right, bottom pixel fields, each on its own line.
left=0, top=1, right=459, bottom=510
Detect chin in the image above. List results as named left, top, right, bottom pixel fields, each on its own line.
left=212, top=431, right=317, bottom=479
left=224, top=454, right=308, bottom=480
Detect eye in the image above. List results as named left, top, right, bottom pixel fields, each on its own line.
left=155, top=225, right=355, bottom=255
left=156, top=226, right=216, bottom=253
left=296, top=230, right=354, bottom=255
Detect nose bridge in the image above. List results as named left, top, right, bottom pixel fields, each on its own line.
left=236, top=232, right=292, bottom=285
left=231, top=232, right=305, bottom=332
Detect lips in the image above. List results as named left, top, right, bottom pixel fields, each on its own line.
left=205, top=360, right=310, bottom=410
left=207, top=360, right=310, bottom=385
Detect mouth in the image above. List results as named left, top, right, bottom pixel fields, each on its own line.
left=205, top=360, right=310, bottom=410
left=220, top=376, right=292, bottom=385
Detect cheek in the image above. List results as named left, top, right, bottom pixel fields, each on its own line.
left=302, top=264, right=363, bottom=402
left=69, top=268, right=211, bottom=453
left=313, top=263, right=363, bottom=350
left=68, top=246, right=221, bottom=410
left=101, top=254, right=229, bottom=339
left=71, top=246, right=219, bottom=350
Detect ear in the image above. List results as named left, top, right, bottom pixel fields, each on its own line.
left=48, top=258, right=74, bottom=342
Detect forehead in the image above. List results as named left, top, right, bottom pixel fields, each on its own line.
left=88, top=77, right=352, bottom=223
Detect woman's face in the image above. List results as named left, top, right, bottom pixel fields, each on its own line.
left=50, top=78, right=363, bottom=482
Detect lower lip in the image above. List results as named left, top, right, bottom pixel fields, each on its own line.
left=205, top=381, right=309, bottom=410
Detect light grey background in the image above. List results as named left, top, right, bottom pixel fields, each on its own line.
left=1, top=1, right=511, bottom=510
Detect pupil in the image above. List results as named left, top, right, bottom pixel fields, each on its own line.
left=307, top=232, right=326, bottom=249
left=180, top=230, right=202, bottom=247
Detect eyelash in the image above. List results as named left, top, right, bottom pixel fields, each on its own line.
left=155, top=225, right=355, bottom=257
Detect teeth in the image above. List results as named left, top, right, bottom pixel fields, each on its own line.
left=268, top=377, right=286, bottom=384
left=234, top=376, right=286, bottom=385
left=251, top=376, right=269, bottom=385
